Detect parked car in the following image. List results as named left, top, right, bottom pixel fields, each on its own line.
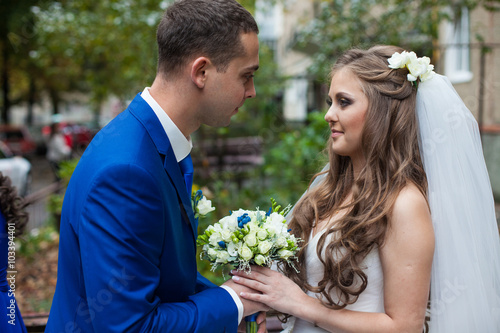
left=0, top=141, right=32, bottom=196
left=42, top=122, right=93, bottom=154
left=0, top=125, right=37, bottom=156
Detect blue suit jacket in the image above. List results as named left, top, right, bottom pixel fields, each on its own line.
left=45, top=94, right=238, bottom=332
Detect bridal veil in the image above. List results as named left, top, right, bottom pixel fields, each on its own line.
left=416, top=74, right=500, bottom=331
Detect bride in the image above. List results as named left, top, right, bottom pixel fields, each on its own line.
left=231, top=45, right=500, bottom=332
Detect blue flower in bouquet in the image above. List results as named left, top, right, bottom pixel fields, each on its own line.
left=196, top=198, right=301, bottom=273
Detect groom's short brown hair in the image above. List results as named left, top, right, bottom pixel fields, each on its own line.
left=156, top=0, right=259, bottom=79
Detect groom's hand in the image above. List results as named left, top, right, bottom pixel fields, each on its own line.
left=223, top=278, right=270, bottom=316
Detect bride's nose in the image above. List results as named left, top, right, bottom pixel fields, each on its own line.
left=325, top=105, right=338, bottom=123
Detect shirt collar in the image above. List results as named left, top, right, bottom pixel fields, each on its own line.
left=141, top=87, right=192, bottom=162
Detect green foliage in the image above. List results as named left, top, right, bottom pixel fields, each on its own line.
left=31, top=0, right=168, bottom=113
left=17, top=226, right=59, bottom=260
left=57, top=158, right=79, bottom=184
left=293, top=0, right=498, bottom=78
left=263, top=111, right=329, bottom=204
left=47, top=158, right=79, bottom=217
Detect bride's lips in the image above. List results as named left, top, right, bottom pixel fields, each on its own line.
left=331, top=129, right=343, bottom=138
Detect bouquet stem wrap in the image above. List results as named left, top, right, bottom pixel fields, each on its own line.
left=245, top=313, right=259, bottom=333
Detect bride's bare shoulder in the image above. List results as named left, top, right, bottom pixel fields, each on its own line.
left=392, top=183, right=429, bottom=217
left=388, top=183, right=433, bottom=239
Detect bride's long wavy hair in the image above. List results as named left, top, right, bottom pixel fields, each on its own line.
left=282, top=45, right=428, bottom=309
left=0, top=173, right=28, bottom=237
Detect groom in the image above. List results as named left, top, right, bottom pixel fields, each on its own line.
left=45, top=0, right=265, bottom=332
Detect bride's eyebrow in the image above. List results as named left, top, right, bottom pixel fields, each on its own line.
left=335, top=92, right=355, bottom=100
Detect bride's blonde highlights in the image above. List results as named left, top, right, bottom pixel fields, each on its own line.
left=282, top=45, right=428, bottom=309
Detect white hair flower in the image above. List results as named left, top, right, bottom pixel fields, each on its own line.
left=388, top=51, right=435, bottom=87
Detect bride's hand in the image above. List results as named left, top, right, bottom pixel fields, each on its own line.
left=231, top=265, right=309, bottom=315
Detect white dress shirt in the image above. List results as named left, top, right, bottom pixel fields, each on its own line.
left=140, top=87, right=244, bottom=324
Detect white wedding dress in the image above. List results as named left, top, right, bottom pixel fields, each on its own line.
left=284, top=229, right=385, bottom=333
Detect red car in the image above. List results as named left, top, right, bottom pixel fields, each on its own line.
left=0, top=125, right=37, bottom=156
left=42, top=122, right=93, bottom=153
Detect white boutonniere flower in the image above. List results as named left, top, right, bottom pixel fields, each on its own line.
left=192, top=190, right=215, bottom=219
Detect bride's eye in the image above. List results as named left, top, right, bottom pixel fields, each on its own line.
left=339, top=98, right=351, bottom=107
left=326, top=98, right=333, bottom=106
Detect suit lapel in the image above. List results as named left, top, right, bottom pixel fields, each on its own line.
left=128, top=93, right=197, bottom=239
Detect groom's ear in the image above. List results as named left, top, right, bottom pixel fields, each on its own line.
left=190, top=57, right=211, bottom=89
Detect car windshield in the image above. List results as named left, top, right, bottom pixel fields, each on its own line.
left=4, top=130, right=24, bottom=140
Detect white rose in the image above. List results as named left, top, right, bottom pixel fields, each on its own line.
left=420, top=64, right=435, bottom=82
left=269, top=212, right=286, bottom=225
left=407, top=51, right=418, bottom=63
left=219, top=215, right=238, bottom=231
left=256, top=229, right=268, bottom=241
left=207, top=248, right=218, bottom=260
left=407, top=73, right=418, bottom=82
left=266, top=213, right=286, bottom=235
left=407, top=55, right=428, bottom=79
left=258, top=241, right=272, bottom=255
left=212, top=223, right=223, bottom=233
left=275, top=236, right=288, bottom=248
left=407, top=61, right=424, bottom=77
left=216, top=250, right=230, bottom=263
left=265, top=224, right=276, bottom=237
left=197, top=196, right=215, bottom=215
left=246, top=221, right=260, bottom=232
left=278, top=249, right=294, bottom=260
left=387, top=51, right=409, bottom=69
left=254, top=254, right=267, bottom=266
left=209, top=232, right=222, bottom=246
left=227, top=242, right=239, bottom=257
left=244, top=233, right=257, bottom=247
left=221, top=229, right=233, bottom=242
left=239, top=245, right=253, bottom=261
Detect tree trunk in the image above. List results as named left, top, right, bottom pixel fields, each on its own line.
left=26, top=76, right=35, bottom=126
left=1, top=42, right=10, bottom=124
left=49, top=88, right=59, bottom=116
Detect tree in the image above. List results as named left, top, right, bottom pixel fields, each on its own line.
left=0, top=0, right=39, bottom=124
left=293, top=0, right=500, bottom=79
left=32, top=0, right=171, bottom=124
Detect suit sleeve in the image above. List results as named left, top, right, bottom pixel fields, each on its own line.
left=79, top=163, right=238, bottom=332
left=196, top=272, right=218, bottom=292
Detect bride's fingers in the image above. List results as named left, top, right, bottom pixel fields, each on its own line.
left=231, top=274, right=267, bottom=292
left=239, top=290, right=268, bottom=307
left=231, top=266, right=275, bottom=282
left=231, top=269, right=262, bottom=282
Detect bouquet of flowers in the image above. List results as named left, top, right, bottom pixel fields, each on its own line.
left=196, top=198, right=300, bottom=273
left=196, top=198, right=300, bottom=333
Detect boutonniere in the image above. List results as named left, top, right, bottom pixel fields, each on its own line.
left=191, top=190, right=215, bottom=219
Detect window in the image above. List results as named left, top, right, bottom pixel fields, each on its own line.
left=444, top=7, right=473, bottom=83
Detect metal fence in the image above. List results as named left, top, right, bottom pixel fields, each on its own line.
left=23, top=182, right=64, bottom=232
